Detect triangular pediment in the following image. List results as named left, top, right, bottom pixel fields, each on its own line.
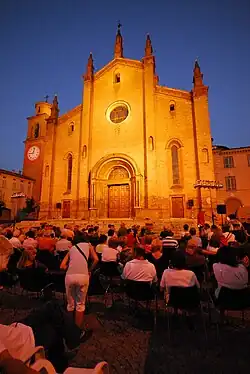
left=94, top=58, right=143, bottom=81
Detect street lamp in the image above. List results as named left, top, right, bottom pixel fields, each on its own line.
left=194, top=180, right=223, bottom=225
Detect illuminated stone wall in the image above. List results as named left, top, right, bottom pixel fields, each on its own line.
left=23, top=36, right=216, bottom=221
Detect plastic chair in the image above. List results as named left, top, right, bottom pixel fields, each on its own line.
left=166, top=285, right=207, bottom=340
left=124, top=280, right=158, bottom=325
left=18, top=267, right=50, bottom=296
left=99, top=262, right=121, bottom=306
left=64, top=361, right=109, bottom=373
left=30, top=359, right=109, bottom=373
left=24, top=346, right=45, bottom=367
left=216, top=286, right=250, bottom=324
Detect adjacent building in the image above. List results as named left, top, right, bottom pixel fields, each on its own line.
left=0, top=169, right=34, bottom=218
left=213, top=145, right=250, bottom=215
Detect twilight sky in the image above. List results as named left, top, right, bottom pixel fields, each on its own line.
left=0, top=0, right=249, bottom=171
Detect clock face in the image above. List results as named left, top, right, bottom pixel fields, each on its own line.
left=27, top=146, right=40, bottom=161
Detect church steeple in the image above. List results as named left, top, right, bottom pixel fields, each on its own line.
left=193, top=59, right=204, bottom=87
left=84, top=52, right=94, bottom=81
left=49, top=94, right=59, bottom=121
left=114, top=22, right=123, bottom=59
left=145, top=34, right=153, bottom=57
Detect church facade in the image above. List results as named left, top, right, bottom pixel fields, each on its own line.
left=23, top=27, right=216, bottom=221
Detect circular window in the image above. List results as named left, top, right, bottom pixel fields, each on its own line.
left=109, top=105, right=129, bottom=124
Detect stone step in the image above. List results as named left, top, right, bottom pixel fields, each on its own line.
left=18, top=217, right=196, bottom=237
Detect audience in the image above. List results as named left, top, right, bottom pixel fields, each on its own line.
left=160, top=251, right=200, bottom=303
left=96, top=234, right=108, bottom=256
left=188, top=228, right=202, bottom=248
left=102, top=238, right=119, bottom=262
left=122, top=246, right=157, bottom=283
left=55, top=233, right=72, bottom=254
left=213, top=246, right=249, bottom=299
left=22, top=231, right=37, bottom=251
left=222, top=224, right=235, bottom=244
left=147, top=239, right=168, bottom=281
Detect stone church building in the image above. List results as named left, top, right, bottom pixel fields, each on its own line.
left=23, top=26, right=215, bottom=221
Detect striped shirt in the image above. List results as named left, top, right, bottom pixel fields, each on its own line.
left=162, top=236, right=179, bottom=249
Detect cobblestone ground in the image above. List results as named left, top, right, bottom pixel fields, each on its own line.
left=1, top=291, right=250, bottom=373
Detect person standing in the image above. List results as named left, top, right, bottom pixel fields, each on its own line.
left=60, top=233, right=99, bottom=328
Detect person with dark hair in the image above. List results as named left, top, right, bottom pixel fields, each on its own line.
left=188, top=227, right=202, bottom=248
left=60, top=232, right=99, bottom=328
left=126, top=228, right=137, bottom=248
left=102, top=238, right=119, bottom=262
left=222, top=224, right=235, bottom=244
left=122, top=246, right=157, bottom=282
left=181, top=224, right=190, bottom=239
left=160, top=251, right=199, bottom=302
left=96, top=234, right=108, bottom=257
left=147, top=239, right=169, bottom=281
left=23, top=230, right=37, bottom=251
left=213, top=246, right=249, bottom=299
left=118, top=222, right=128, bottom=237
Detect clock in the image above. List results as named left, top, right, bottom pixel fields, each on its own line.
left=27, top=146, right=40, bottom=161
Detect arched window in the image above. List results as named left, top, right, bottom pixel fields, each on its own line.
left=171, top=145, right=180, bottom=185
left=114, top=72, right=120, bottom=83
left=68, top=122, right=75, bottom=136
left=34, top=123, right=39, bottom=138
left=67, top=154, right=73, bottom=192
left=148, top=136, right=154, bottom=151
left=202, top=148, right=209, bottom=163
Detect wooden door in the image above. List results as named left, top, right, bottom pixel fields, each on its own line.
left=62, top=200, right=71, bottom=218
left=171, top=197, right=184, bottom=218
left=108, top=184, right=130, bottom=218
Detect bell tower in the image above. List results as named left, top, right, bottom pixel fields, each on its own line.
left=23, top=99, right=51, bottom=203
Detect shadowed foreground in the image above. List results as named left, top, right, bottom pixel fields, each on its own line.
left=1, top=292, right=250, bottom=374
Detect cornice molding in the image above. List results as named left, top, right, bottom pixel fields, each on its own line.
left=58, top=104, right=82, bottom=123
left=94, top=58, right=143, bottom=80
left=213, top=148, right=250, bottom=155
left=156, top=85, right=191, bottom=100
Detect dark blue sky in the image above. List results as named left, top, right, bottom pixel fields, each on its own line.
left=1, top=0, right=249, bottom=171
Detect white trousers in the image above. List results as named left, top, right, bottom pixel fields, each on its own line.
left=65, top=274, right=89, bottom=312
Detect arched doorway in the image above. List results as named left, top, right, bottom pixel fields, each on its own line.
left=108, top=167, right=130, bottom=218
left=90, top=154, right=142, bottom=218
left=226, top=197, right=242, bottom=215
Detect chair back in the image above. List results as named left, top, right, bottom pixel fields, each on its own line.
left=48, top=271, right=66, bottom=293
left=125, top=279, right=155, bottom=301
left=36, top=250, right=59, bottom=270
left=100, top=262, right=120, bottom=277
left=217, top=286, right=250, bottom=310
left=168, top=285, right=200, bottom=309
left=18, top=267, right=48, bottom=292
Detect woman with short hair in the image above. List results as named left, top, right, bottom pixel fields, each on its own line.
left=60, top=233, right=99, bottom=328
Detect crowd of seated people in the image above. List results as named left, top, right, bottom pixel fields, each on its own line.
left=0, top=217, right=250, bottom=372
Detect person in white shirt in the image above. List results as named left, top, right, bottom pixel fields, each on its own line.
left=122, top=246, right=157, bottom=283
left=61, top=233, right=98, bottom=328
left=160, top=251, right=200, bottom=302
left=55, top=234, right=72, bottom=253
left=6, top=231, right=22, bottom=249
left=102, top=238, right=119, bottom=262
left=213, top=246, right=249, bottom=298
left=0, top=301, right=85, bottom=373
left=96, top=234, right=109, bottom=255
left=222, top=224, right=235, bottom=244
